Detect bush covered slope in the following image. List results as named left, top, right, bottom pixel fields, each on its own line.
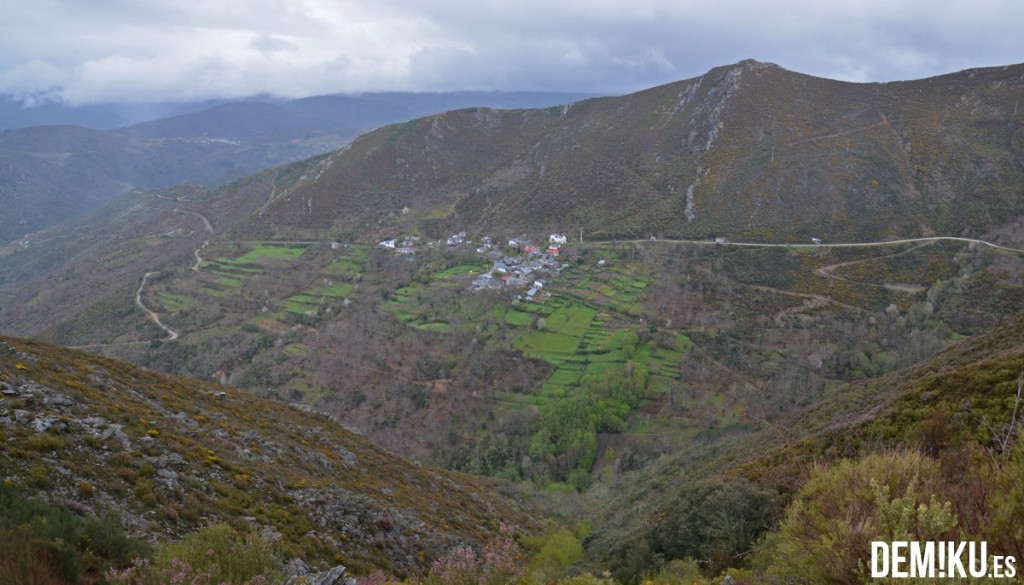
left=0, top=335, right=528, bottom=577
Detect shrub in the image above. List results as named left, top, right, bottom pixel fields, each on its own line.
left=77, top=480, right=94, bottom=499
left=0, top=484, right=146, bottom=582
left=107, top=524, right=282, bottom=585
left=757, top=450, right=956, bottom=585
left=610, top=478, right=780, bottom=581
left=0, top=531, right=66, bottom=585
left=426, top=525, right=525, bottom=585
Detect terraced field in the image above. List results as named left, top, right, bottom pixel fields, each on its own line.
left=196, top=243, right=310, bottom=298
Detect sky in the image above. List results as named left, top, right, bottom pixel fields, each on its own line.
left=2, top=0, right=1022, bottom=105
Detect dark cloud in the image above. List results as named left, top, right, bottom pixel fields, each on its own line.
left=2, top=0, right=1021, bottom=104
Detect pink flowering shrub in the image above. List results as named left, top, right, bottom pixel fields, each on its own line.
left=427, top=524, right=525, bottom=585
left=358, top=570, right=397, bottom=585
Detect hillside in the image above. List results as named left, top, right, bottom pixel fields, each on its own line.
left=582, top=308, right=1024, bottom=574
left=0, top=124, right=318, bottom=245
left=0, top=91, right=596, bottom=245
left=0, top=334, right=527, bottom=577
left=241, top=60, right=1024, bottom=246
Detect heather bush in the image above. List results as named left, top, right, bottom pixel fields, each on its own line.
left=426, top=524, right=525, bottom=585
left=0, top=483, right=146, bottom=583
left=0, top=530, right=67, bottom=585
left=107, top=524, right=282, bottom=585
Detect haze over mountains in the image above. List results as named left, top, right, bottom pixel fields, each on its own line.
left=0, top=90, right=597, bottom=244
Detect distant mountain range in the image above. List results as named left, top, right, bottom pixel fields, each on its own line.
left=0, top=91, right=598, bottom=244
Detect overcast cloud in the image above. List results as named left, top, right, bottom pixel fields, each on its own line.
left=2, top=0, right=1022, bottom=105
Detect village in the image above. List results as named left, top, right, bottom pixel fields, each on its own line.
left=377, top=231, right=573, bottom=302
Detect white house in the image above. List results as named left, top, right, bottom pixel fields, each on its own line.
left=549, top=233, right=567, bottom=244
left=379, top=239, right=396, bottom=249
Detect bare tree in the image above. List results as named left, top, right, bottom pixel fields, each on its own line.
left=978, top=371, right=1024, bottom=461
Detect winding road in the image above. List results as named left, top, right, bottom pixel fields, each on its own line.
left=622, top=235, right=1024, bottom=254
left=591, top=234, right=1024, bottom=327
left=136, top=272, right=178, bottom=340
left=133, top=206, right=216, bottom=341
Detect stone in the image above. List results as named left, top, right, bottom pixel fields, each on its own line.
left=47, top=393, right=74, bottom=408
left=285, top=564, right=355, bottom=585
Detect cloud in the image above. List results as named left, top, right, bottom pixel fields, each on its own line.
left=249, top=34, right=299, bottom=55
left=0, top=0, right=1021, bottom=104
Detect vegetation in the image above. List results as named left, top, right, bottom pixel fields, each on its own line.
left=106, top=524, right=280, bottom=585
left=0, top=335, right=527, bottom=578
left=0, top=483, right=147, bottom=585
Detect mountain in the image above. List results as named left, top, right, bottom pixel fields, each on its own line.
left=124, top=92, right=600, bottom=144
left=0, top=124, right=291, bottom=246
left=0, top=333, right=527, bottom=576
left=0, top=95, right=193, bottom=131
left=0, top=91, right=598, bottom=245
left=246, top=60, right=1024, bottom=245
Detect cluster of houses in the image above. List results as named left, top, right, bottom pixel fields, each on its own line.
left=376, top=231, right=474, bottom=256
left=373, top=230, right=572, bottom=302
left=377, top=235, right=422, bottom=257
left=471, top=233, right=570, bottom=301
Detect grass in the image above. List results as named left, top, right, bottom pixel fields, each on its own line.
left=155, top=292, right=197, bottom=311
left=505, top=308, right=535, bottom=326
left=517, top=332, right=582, bottom=359
left=310, top=282, right=353, bottom=298
left=237, top=244, right=308, bottom=262
left=431, top=260, right=489, bottom=281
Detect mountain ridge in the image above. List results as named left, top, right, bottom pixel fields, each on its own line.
left=0, top=91, right=600, bottom=245
left=243, top=59, right=1024, bottom=245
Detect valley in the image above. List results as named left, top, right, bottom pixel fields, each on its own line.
left=8, top=176, right=1023, bottom=491
left=2, top=60, right=1024, bottom=584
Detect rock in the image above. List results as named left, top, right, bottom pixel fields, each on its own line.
left=286, top=564, right=355, bottom=585
left=156, top=468, right=178, bottom=480
left=100, top=424, right=132, bottom=451
left=47, top=393, right=74, bottom=408
left=335, top=447, right=357, bottom=467
left=261, top=524, right=283, bottom=543
left=284, top=557, right=310, bottom=578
